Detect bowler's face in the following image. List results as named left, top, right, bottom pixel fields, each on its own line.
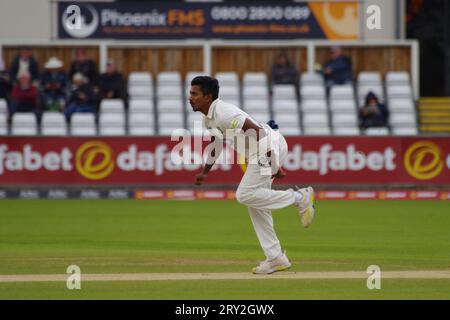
left=189, top=85, right=210, bottom=112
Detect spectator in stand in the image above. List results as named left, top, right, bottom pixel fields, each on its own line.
left=65, top=73, right=97, bottom=120
left=69, top=48, right=98, bottom=85
left=0, top=58, right=12, bottom=102
left=40, top=57, right=68, bottom=112
left=9, top=72, right=40, bottom=116
left=10, top=47, right=39, bottom=83
left=271, top=52, right=299, bottom=86
left=359, top=91, right=389, bottom=129
left=98, top=58, right=127, bottom=105
left=322, top=46, right=353, bottom=89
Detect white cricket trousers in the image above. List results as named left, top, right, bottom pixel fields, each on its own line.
left=235, top=132, right=296, bottom=260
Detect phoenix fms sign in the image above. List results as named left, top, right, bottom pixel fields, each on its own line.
left=58, top=1, right=363, bottom=40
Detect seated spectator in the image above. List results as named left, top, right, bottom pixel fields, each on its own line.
left=359, top=91, right=389, bottom=129
left=69, top=48, right=98, bottom=85
left=98, top=58, right=127, bottom=104
left=65, top=73, right=97, bottom=120
left=10, top=72, right=40, bottom=115
left=271, top=53, right=299, bottom=86
left=0, top=58, right=12, bottom=102
left=322, top=46, right=353, bottom=88
left=10, top=47, right=39, bottom=83
left=40, top=57, right=68, bottom=112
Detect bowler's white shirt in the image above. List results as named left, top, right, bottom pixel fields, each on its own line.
left=203, top=99, right=276, bottom=160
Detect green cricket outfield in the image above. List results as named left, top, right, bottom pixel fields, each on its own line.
left=0, top=199, right=449, bottom=299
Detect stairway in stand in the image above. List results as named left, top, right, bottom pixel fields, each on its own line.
left=418, top=97, right=450, bottom=134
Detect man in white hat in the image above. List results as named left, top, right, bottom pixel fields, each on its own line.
left=40, top=57, right=68, bottom=112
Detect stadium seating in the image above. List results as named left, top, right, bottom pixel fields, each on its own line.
left=100, top=99, right=125, bottom=114
left=0, top=70, right=419, bottom=137
left=41, top=112, right=67, bottom=136
left=71, top=113, right=96, bottom=136
left=11, top=113, right=38, bottom=136
left=0, top=113, right=7, bottom=135
left=99, top=113, right=126, bottom=136
left=129, top=113, right=155, bottom=136
left=0, top=99, right=7, bottom=115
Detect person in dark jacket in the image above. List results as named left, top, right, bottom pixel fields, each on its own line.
left=98, top=58, right=127, bottom=104
left=0, top=59, right=12, bottom=102
left=323, top=46, right=353, bottom=88
left=271, top=53, right=299, bottom=86
left=9, top=72, right=40, bottom=116
left=359, top=91, right=389, bottom=129
left=40, top=57, right=68, bottom=112
left=69, top=48, right=98, bottom=85
left=10, top=47, right=39, bottom=83
left=65, top=73, right=97, bottom=120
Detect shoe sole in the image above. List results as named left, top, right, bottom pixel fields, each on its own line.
left=302, top=188, right=315, bottom=228
left=252, top=264, right=292, bottom=275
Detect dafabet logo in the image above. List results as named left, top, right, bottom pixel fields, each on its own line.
left=76, top=141, right=115, bottom=180
left=404, top=141, right=444, bottom=180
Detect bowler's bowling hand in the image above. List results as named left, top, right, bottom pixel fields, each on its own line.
left=194, top=173, right=207, bottom=186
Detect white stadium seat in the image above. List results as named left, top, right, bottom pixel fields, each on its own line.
left=329, top=84, right=355, bottom=100
left=157, top=85, right=182, bottom=99
left=157, top=72, right=181, bottom=86
left=273, top=85, right=297, bottom=100
left=71, top=113, right=96, bottom=136
left=303, top=113, right=329, bottom=126
left=329, top=100, right=356, bottom=113
left=128, top=113, right=155, bottom=136
left=364, top=127, right=390, bottom=136
left=128, top=72, right=153, bottom=86
left=128, top=86, right=153, bottom=99
left=249, top=112, right=271, bottom=124
left=99, top=113, right=125, bottom=136
left=300, top=72, right=324, bottom=86
left=41, top=112, right=67, bottom=136
left=386, top=72, right=410, bottom=86
left=219, top=86, right=240, bottom=99
left=158, top=99, right=184, bottom=113
left=279, top=127, right=301, bottom=136
left=387, top=86, right=413, bottom=100
left=242, top=86, right=269, bottom=100
left=388, top=99, right=415, bottom=113
left=358, top=72, right=382, bottom=86
left=303, top=126, right=331, bottom=135
left=392, top=127, right=418, bottom=136
left=129, top=99, right=154, bottom=114
left=334, top=127, right=360, bottom=136
left=301, top=85, right=326, bottom=100
left=331, top=113, right=358, bottom=127
left=243, top=72, right=268, bottom=86
left=274, top=113, right=300, bottom=127
left=390, top=113, right=416, bottom=127
left=100, top=99, right=125, bottom=114
left=11, top=113, right=38, bottom=136
left=272, top=99, right=298, bottom=114
left=0, top=114, right=8, bottom=135
left=215, top=72, right=239, bottom=86
left=302, top=100, right=327, bottom=113
left=243, top=99, right=269, bottom=114
left=0, top=99, right=7, bottom=114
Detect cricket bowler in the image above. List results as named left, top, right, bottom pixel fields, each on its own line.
left=189, top=76, right=315, bottom=274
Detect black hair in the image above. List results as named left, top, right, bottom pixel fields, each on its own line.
left=191, top=76, right=219, bottom=101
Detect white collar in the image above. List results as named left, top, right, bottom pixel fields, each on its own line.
left=206, top=99, right=219, bottom=119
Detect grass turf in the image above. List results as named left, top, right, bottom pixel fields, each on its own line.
left=0, top=199, right=449, bottom=299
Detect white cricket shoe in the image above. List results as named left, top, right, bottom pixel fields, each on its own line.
left=252, top=252, right=291, bottom=274
left=295, top=186, right=316, bottom=228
